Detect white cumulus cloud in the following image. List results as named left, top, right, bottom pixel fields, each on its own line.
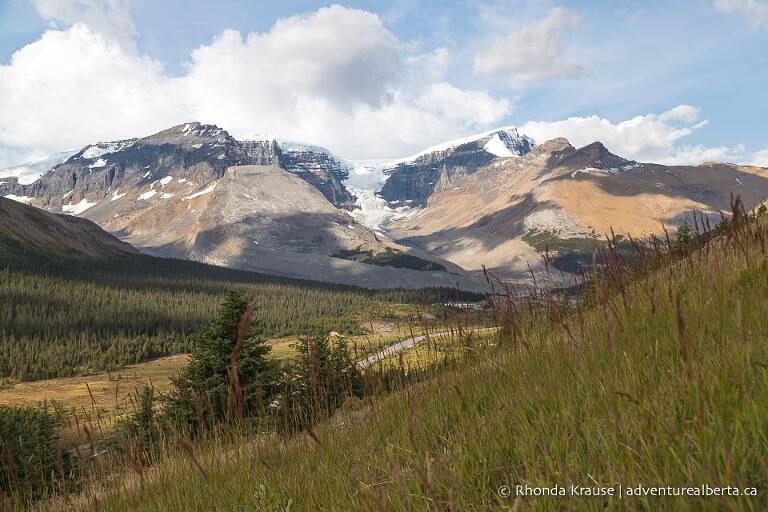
left=473, top=7, right=589, bottom=87
left=417, top=83, right=511, bottom=126
left=32, top=0, right=137, bottom=50
left=520, top=105, right=763, bottom=165
left=405, top=47, right=451, bottom=82
left=713, top=0, right=768, bottom=29
left=0, top=24, right=182, bottom=157
left=750, top=148, right=768, bottom=166
left=0, top=5, right=513, bottom=165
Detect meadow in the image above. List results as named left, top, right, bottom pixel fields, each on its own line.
left=2, top=204, right=767, bottom=511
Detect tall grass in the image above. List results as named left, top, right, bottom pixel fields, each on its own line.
left=6, top=204, right=768, bottom=511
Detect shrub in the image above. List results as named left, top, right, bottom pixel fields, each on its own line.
left=0, top=404, right=73, bottom=499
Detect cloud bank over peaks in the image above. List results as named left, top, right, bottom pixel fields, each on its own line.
left=519, top=105, right=765, bottom=165
left=1, top=4, right=764, bottom=170
left=0, top=5, right=512, bottom=165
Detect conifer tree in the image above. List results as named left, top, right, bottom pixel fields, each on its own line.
left=278, top=335, right=361, bottom=433
left=163, top=291, right=279, bottom=432
left=674, top=218, right=693, bottom=252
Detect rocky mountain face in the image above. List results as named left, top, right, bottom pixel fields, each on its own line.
left=4, top=122, right=767, bottom=289
left=239, top=139, right=355, bottom=208
left=381, top=136, right=768, bottom=283
left=379, top=128, right=534, bottom=206
left=0, top=123, right=352, bottom=211
left=279, top=143, right=355, bottom=209
left=0, top=196, right=138, bottom=258
left=0, top=123, right=481, bottom=290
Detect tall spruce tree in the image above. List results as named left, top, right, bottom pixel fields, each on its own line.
left=163, top=291, right=278, bottom=432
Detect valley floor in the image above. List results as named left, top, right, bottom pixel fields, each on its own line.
left=0, top=321, right=438, bottom=430
left=0, top=355, right=188, bottom=432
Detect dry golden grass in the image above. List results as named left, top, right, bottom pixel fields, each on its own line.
left=0, top=320, right=427, bottom=430
left=374, top=328, right=499, bottom=370
left=0, top=355, right=189, bottom=431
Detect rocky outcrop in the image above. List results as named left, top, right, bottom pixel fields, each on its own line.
left=0, top=123, right=355, bottom=210
left=280, top=144, right=355, bottom=209
left=379, top=128, right=533, bottom=206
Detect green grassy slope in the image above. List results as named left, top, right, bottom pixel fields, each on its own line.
left=85, top=218, right=768, bottom=510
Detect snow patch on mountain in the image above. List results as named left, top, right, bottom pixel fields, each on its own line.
left=81, top=140, right=135, bottom=159
left=483, top=133, right=519, bottom=157
left=88, top=158, right=108, bottom=169
left=3, top=194, right=34, bottom=204
left=62, top=198, right=97, bottom=215
left=570, top=162, right=641, bottom=178
left=184, top=183, right=217, bottom=200
left=138, top=190, right=157, bottom=201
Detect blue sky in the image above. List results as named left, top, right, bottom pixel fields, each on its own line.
left=0, top=0, right=766, bottom=167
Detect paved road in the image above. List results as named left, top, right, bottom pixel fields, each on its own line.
left=356, top=327, right=499, bottom=369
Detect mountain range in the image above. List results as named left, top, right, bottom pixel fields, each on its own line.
left=2, top=122, right=767, bottom=289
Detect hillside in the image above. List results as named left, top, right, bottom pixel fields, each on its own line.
left=383, top=137, right=768, bottom=280
left=0, top=196, right=137, bottom=258
left=41, top=206, right=767, bottom=511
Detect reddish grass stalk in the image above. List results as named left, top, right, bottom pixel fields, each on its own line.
left=171, top=427, right=209, bottom=481
left=190, top=390, right=207, bottom=437
left=229, top=300, right=258, bottom=423
left=675, top=293, right=689, bottom=365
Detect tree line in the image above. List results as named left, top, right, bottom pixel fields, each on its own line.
left=0, top=244, right=483, bottom=381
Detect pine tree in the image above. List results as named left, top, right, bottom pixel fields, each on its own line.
left=277, top=335, right=361, bottom=433
left=163, top=291, right=279, bottom=433
left=714, top=216, right=730, bottom=235
left=674, top=218, right=693, bottom=252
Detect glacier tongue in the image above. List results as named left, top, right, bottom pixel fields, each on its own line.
left=347, top=185, right=421, bottom=235
left=344, top=161, right=405, bottom=234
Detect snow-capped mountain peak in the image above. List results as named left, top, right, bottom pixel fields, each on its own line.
left=383, top=126, right=535, bottom=169
left=0, top=150, right=78, bottom=185
left=483, top=128, right=534, bottom=157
